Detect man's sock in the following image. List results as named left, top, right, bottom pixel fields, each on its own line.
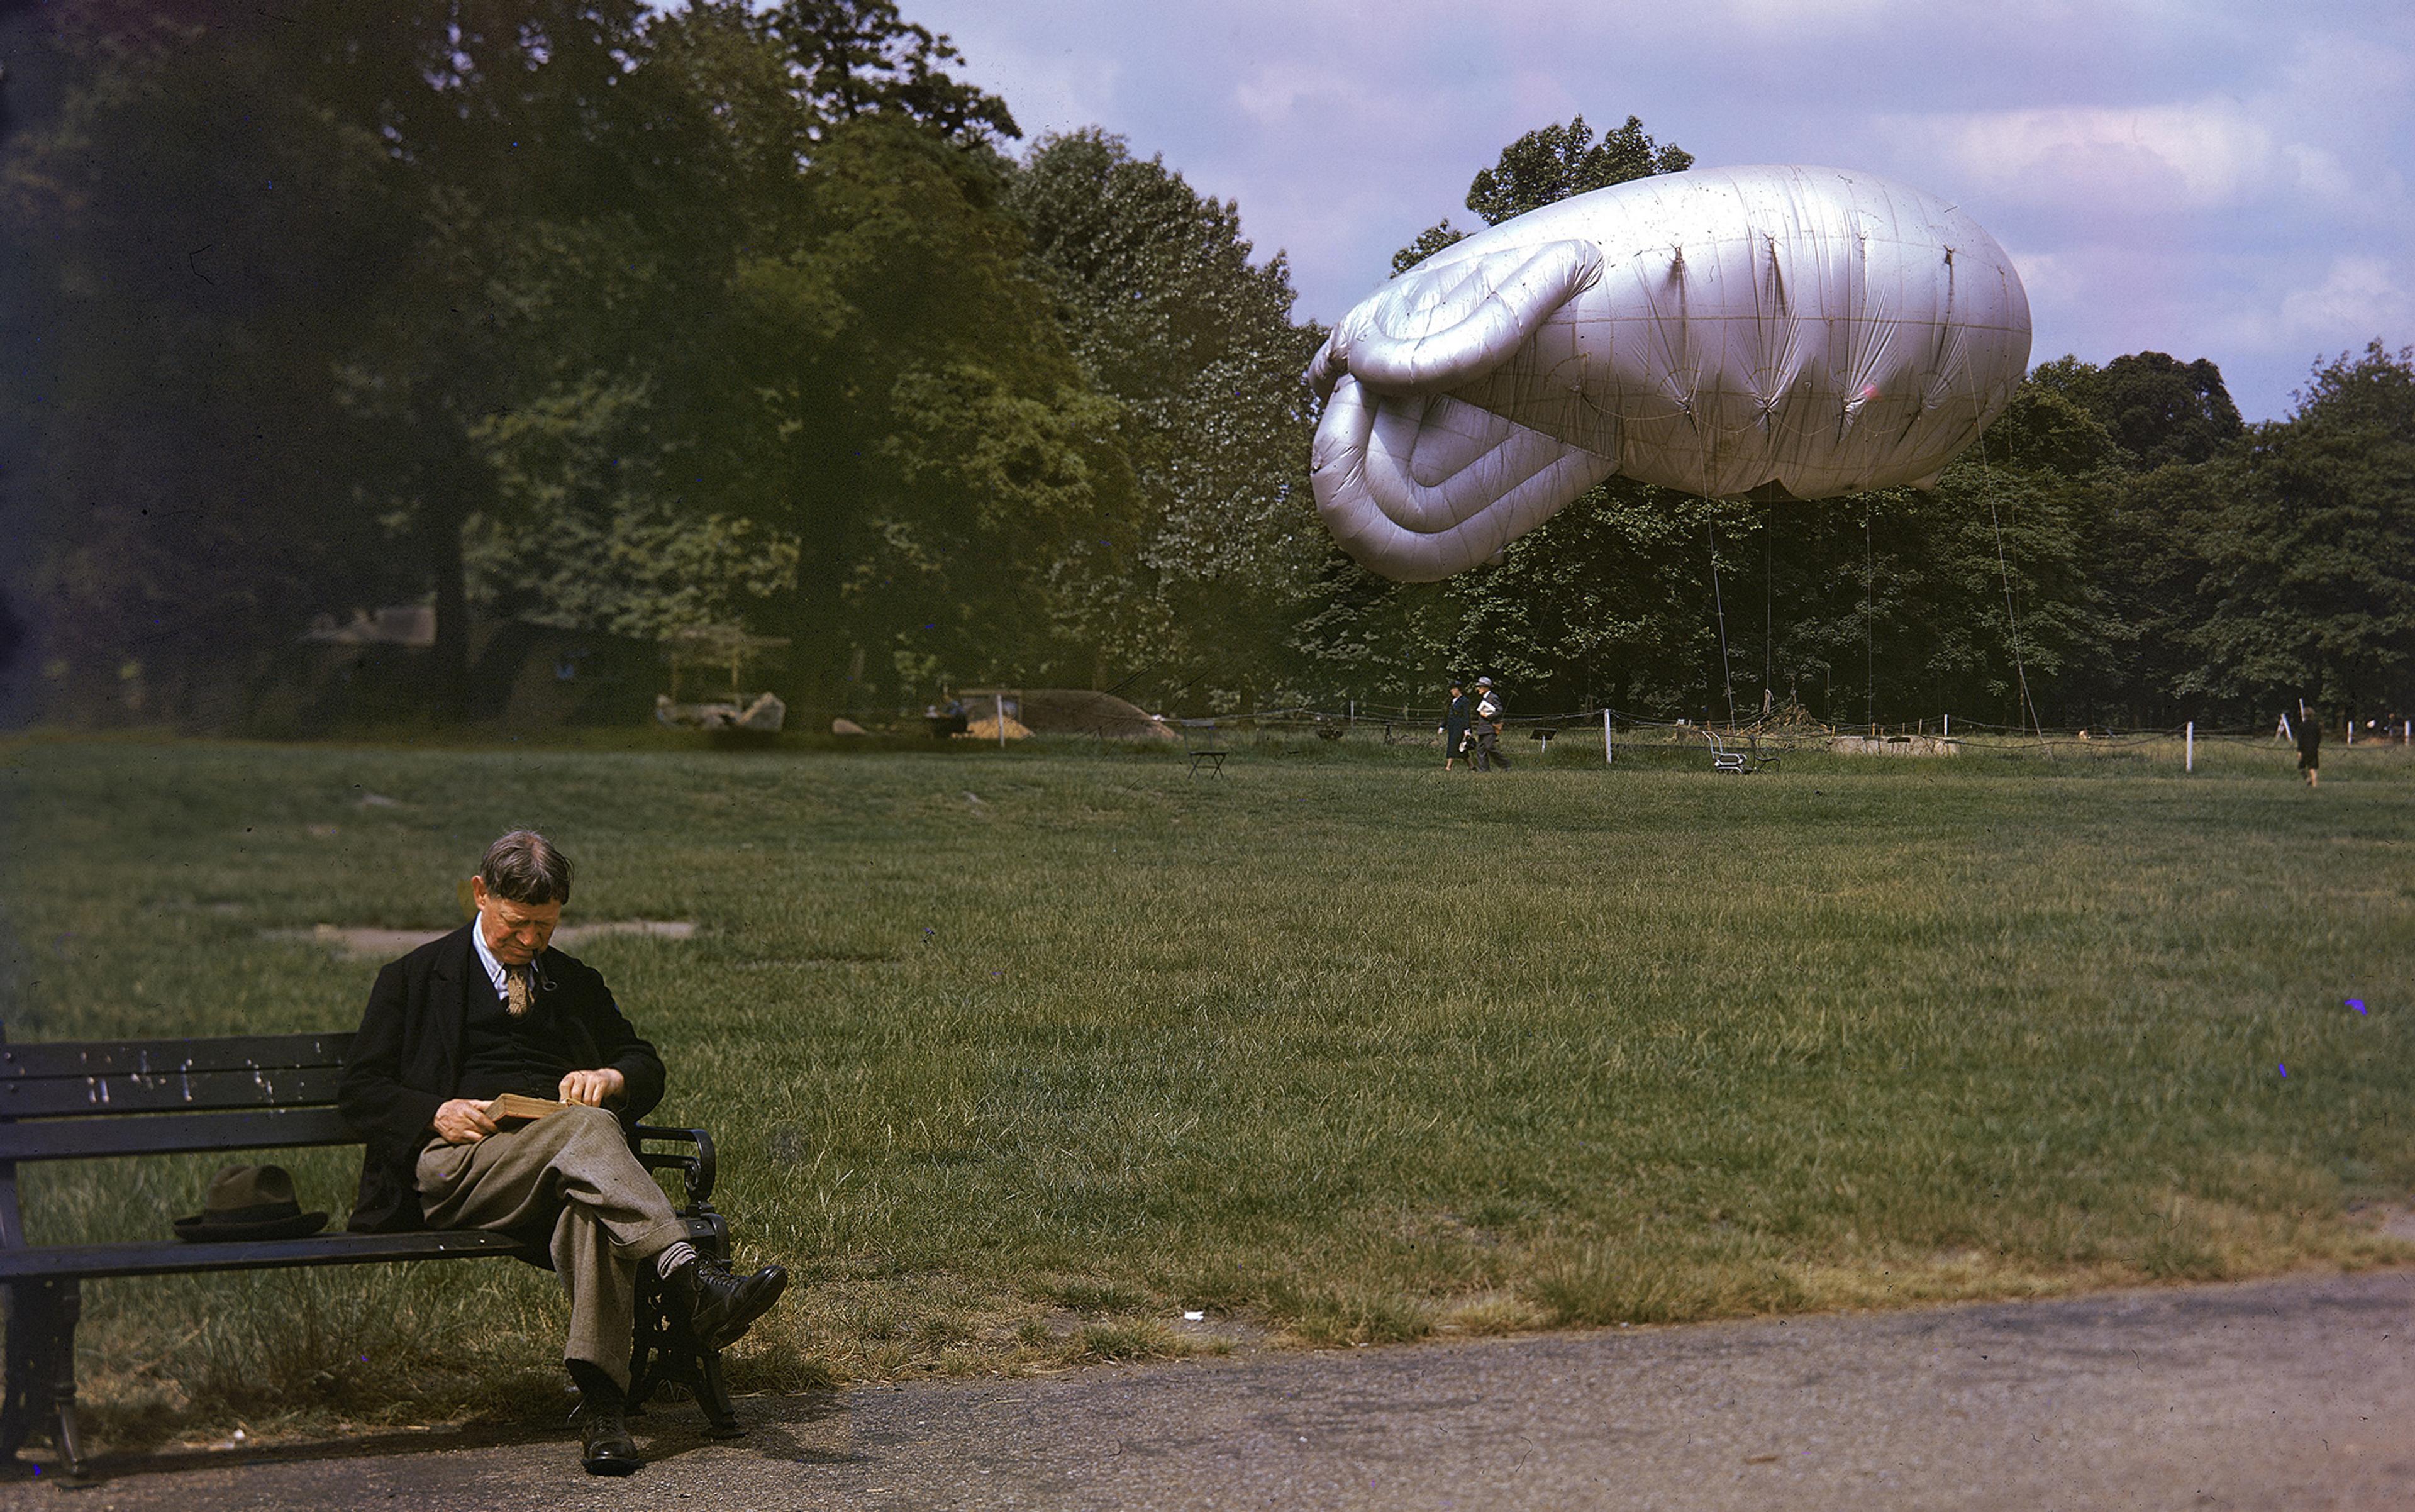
left=653, top=1240, right=699, bottom=1280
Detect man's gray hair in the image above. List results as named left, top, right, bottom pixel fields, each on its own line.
left=480, top=830, right=572, bottom=905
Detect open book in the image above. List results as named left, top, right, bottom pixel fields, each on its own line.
left=488, top=1092, right=574, bottom=1121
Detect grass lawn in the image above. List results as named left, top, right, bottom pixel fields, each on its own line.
left=2, top=729, right=2410, bottom=1448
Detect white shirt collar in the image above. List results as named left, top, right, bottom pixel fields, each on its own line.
left=469, top=918, right=510, bottom=999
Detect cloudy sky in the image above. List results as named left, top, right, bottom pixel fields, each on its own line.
left=910, top=0, right=2413, bottom=422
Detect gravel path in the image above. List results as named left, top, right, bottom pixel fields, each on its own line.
left=8, top=1269, right=2409, bottom=1510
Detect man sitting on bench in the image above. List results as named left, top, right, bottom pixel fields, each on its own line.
left=338, top=830, right=788, bottom=1476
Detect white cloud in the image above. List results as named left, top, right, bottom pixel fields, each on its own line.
left=1694, top=0, right=1922, bottom=27
left=1902, top=101, right=2283, bottom=212
left=2002, top=247, right=2078, bottom=308
left=2279, top=256, right=2415, bottom=346
left=2279, top=27, right=2415, bottom=99
left=1231, top=62, right=1394, bottom=130
left=2280, top=143, right=2357, bottom=204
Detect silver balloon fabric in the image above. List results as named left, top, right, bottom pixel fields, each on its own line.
left=1307, top=165, right=2033, bottom=582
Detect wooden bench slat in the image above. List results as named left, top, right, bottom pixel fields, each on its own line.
left=0, top=1108, right=358, bottom=1162
left=0, top=1034, right=353, bottom=1079
left=0, top=1065, right=346, bottom=1119
left=0, top=1229, right=538, bottom=1281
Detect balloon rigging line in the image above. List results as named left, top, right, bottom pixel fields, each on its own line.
left=1989, top=493, right=2053, bottom=757
left=1709, top=521, right=1737, bottom=728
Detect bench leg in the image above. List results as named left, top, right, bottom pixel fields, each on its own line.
left=625, top=1209, right=745, bottom=1440
left=2, top=1279, right=89, bottom=1481
left=626, top=1271, right=744, bottom=1439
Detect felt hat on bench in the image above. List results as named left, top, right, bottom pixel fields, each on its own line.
left=174, top=1163, right=330, bottom=1242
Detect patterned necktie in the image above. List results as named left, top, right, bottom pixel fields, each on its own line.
left=504, top=963, right=533, bottom=1018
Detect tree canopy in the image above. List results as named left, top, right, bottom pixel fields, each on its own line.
left=1392, top=113, right=1693, bottom=275
left=5, top=21, right=2410, bottom=736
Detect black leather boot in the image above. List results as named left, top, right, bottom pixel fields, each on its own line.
left=678, top=1257, right=791, bottom=1350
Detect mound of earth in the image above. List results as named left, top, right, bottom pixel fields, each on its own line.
left=955, top=688, right=1175, bottom=740
left=959, top=714, right=1034, bottom=741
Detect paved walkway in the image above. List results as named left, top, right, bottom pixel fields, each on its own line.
left=8, top=1269, right=2409, bottom=1509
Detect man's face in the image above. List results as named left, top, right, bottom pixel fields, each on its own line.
left=472, top=876, right=561, bottom=965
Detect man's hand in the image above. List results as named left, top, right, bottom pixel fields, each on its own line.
left=434, top=1098, right=498, bottom=1145
left=558, top=1067, right=626, bottom=1107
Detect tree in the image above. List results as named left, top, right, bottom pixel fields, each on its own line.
left=1391, top=113, right=1693, bottom=275
left=767, top=0, right=1018, bottom=145
left=684, top=113, right=1144, bottom=713
left=1466, top=113, right=1694, bottom=226
left=6, top=0, right=1083, bottom=725
left=2180, top=342, right=2415, bottom=719
left=2034, top=352, right=2245, bottom=470
left=3, top=2, right=446, bottom=723
left=1006, top=129, right=1324, bottom=709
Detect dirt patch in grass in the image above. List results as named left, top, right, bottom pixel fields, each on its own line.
left=262, top=920, right=697, bottom=959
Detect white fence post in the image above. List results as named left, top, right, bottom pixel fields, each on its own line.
left=1943, top=713, right=1950, bottom=737
left=2185, top=720, right=2194, bottom=774
left=1603, top=708, right=1614, bottom=765
left=997, top=692, right=1007, bottom=750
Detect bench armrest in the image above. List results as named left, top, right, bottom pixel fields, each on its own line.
left=630, top=1124, right=717, bottom=1209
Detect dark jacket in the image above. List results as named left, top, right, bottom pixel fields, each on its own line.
left=1444, top=694, right=1472, bottom=738
left=338, top=923, right=667, bottom=1233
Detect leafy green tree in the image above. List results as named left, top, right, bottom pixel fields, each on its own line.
left=3, top=2, right=440, bottom=722
left=2180, top=342, right=2415, bottom=719
left=8, top=0, right=1101, bottom=725
left=1466, top=113, right=1695, bottom=226
left=1006, top=129, right=1325, bottom=711
left=1391, top=113, right=1692, bottom=276
left=445, top=4, right=1124, bottom=716
left=2033, top=352, right=2245, bottom=470
left=767, top=0, right=1018, bottom=145
left=1389, top=221, right=1469, bottom=278
left=694, top=114, right=1143, bottom=711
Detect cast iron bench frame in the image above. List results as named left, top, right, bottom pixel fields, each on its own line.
left=0, top=1023, right=749, bottom=1482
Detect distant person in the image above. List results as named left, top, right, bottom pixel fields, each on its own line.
left=2296, top=699, right=2322, bottom=787
left=1471, top=677, right=1509, bottom=771
left=1441, top=681, right=1472, bottom=771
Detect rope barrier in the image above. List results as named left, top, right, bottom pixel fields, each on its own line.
left=1157, top=705, right=2404, bottom=752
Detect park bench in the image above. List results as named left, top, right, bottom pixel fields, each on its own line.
left=1703, top=728, right=1780, bottom=775
left=0, top=1023, right=747, bottom=1482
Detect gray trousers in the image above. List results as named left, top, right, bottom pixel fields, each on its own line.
left=416, top=1104, right=687, bottom=1388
